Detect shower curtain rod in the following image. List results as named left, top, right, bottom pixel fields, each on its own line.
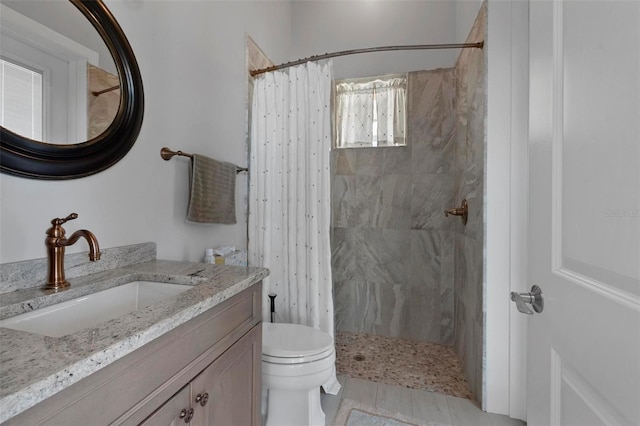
left=249, top=41, right=484, bottom=77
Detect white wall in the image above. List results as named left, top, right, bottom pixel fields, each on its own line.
left=456, top=0, right=484, bottom=46
left=485, top=0, right=528, bottom=419
left=290, top=1, right=463, bottom=80
left=3, top=0, right=116, bottom=73
left=0, top=1, right=291, bottom=264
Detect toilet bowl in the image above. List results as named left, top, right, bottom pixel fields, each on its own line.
left=262, top=322, right=335, bottom=426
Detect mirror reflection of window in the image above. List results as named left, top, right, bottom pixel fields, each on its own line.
left=0, top=3, right=119, bottom=145
left=335, top=74, right=407, bottom=148
left=0, top=58, right=43, bottom=140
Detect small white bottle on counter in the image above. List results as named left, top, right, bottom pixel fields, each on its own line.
left=203, top=248, right=215, bottom=264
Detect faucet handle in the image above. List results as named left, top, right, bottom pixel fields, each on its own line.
left=443, top=199, right=469, bottom=225
left=52, top=213, right=78, bottom=226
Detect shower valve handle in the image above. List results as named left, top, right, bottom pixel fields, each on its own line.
left=444, top=199, right=468, bottom=225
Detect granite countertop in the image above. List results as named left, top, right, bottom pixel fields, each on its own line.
left=0, top=259, right=269, bottom=423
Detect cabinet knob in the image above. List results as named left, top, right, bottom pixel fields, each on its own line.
left=195, top=392, right=209, bottom=407
left=179, top=407, right=194, bottom=423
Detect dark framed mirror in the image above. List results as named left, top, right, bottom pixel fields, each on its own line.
left=0, top=0, right=144, bottom=180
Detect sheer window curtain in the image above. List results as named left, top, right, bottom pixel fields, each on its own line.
left=248, top=60, right=340, bottom=394
left=335, top=75, right=406, bottom=147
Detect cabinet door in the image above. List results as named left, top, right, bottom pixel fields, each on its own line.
left=139, top=385, right=192, bottom=426
left=190, top=326, right=261, bottom=426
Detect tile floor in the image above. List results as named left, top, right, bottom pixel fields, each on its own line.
left=321, top=376, right=526, bottom=426
left=335, top=332, right=473, bottom=399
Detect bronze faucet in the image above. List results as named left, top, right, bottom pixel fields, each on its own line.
left=444, top=199, right=469, bottom=226
left=44, top=213, right=100, bottom=291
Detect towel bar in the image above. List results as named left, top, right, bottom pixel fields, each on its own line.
left=160, top=147, right=248, bottom=173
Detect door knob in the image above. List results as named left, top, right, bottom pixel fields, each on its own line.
left=510, top=285, right=544, bottom=314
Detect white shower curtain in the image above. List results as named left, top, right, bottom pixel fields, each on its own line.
left=249, top=61, right=340, bottom=394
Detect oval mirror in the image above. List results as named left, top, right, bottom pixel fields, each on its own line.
left=0, top=0, right=144, bottom=180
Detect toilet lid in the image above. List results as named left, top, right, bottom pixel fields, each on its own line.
left=263, top=322, right=334, bottom=360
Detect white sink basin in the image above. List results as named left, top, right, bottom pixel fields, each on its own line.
left=0, top=281, right=192, bottom=337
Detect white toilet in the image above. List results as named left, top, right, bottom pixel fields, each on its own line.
left=262, top=322, right=335, bottom=426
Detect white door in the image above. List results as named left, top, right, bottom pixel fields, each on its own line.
left=526, top=1, right=640, bottom=425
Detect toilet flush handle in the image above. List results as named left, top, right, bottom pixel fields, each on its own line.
left=268, top=293, right=277, bottom=323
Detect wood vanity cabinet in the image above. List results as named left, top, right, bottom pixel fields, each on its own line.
left=139, top=325, right=258, bottom=426
left=5, top=283, right=262, bottom=426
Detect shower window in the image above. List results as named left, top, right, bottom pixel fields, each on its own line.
left=334, top=73, right=407, bottom=148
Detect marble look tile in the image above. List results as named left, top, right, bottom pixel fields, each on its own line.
left=334, top=280, right=386, bottom=335
left=446, top=395, right=492, bottom=426
left=472, top=320, right=484, bottom=401
left=353, top=176, right=383, bottom=227
left=451, top=2, right=486, bottom=405
left=408, top=68, right=456, bottom=175
left=333, top=280, right=358, bottom=332
left=408, top=69, right=454, bottom=125
left=410, top=173, right=456, bottom=231
left=354, top=229, right=411, bottom=284
left=454, top=301, right=466, bottom=364
left=0, top=243, right=156, bottom=293
left=439, top=232, right=455, bottom=346
left=409, top=230, right=441, bottom=288
left=376, top=383, right=413, bottom=417
left=382, top=147, right=412, bottom=175
left=462, top=319, right=480, bottom=403
left=364, top=281, right=410, bottom=339
left=377, top=174, right=413, bottom=229
left=461, top=236, right=484, bottom=326
left=453, top=234, right=483, bottom=403
left=343, top=377, right=378, bottom=407
left=331, top=227, right=356, bottom=281
left=456, top=110, right=484, bottom=197
left=384, top=283, right=410, bottom=338
left=335, top=278, right=445, bottom=344
left=403, top=283, right=441, bottom=342
left=411, top=123, right=456, bottom=174
left=332, top=175, right=356, bottom=228
left=355, top=149, right=384, bottom=177
left=488, top=413, right=526, bottom=426
left=411, top=390, right=452, bottom=424
left=353, top=281, right=382, bottom=334
left=440, top=231, right=455, bottom=296
left=333, top=148, right=357, bottom=176
left=440, top=294, right=454, bottom=345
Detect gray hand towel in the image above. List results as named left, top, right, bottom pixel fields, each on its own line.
left=187, top=154, right=237, bottom=224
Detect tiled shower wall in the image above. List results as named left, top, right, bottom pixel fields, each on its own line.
left=453, top=4, right=486, bottom=402
left=331, top=68, right=457, bottom=345
left=331, top=2, right=487, bottom=403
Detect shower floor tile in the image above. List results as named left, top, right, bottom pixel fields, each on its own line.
left=335, top=331, right=473, bottom=400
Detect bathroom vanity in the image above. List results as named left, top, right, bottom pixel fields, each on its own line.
left=0, top=244, right=268, bottom=425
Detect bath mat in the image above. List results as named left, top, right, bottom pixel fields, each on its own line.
left=333, top=399, right=450, bottom=426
